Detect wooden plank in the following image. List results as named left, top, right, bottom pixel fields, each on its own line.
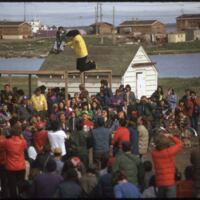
left=28, top=74, right=32, bottom=98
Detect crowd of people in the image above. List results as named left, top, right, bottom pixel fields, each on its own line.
left=0, top=80, right=200, bottom=198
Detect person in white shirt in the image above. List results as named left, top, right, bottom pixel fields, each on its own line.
left=48, top=120, right=67, bottom=157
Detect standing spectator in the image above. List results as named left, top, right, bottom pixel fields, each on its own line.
left=124, top=84, right=136, bottom=110
left=143, top=160, right=154, bottom=190
left=53, top=26, right=66, bottom=53
left=150, top=86, right=164, bottom=104
left=137, top=116, right=149, bottom=159
left=112, top=170, right=141, bottom=198
left=71, top=122, right=89, bottom=168
left=166, top=88, right=177, bottom=113
left=48, top=120, right=67, bottom=158
left=4, top=124, right=27, bottom=198
left=79, top=164, right=98, bottom=198
left=53, top=148, right=64, bottom=176
left=176, top=165, right=194, bottom=198
left=68, top=111, right=79, bottom=133
left=54, top=168, right=82, bottom=198
left=31, top=87, right=48, bottom=116
left=58, top=112, right=70, bottom=134
left=31, top=159, right=63, bottom=198
left=112, top=141, right=141, bottom=186
left=92, top=117, right=111, bottom=170
left=33, top=122, right=48, bottom=154
left=111, top=89, right=124, bottom=112
left=100, top=79, right=113, bottom=102
left=152, top=132, right=183, bottom=198
left=112, top=119, right=130, bottom=155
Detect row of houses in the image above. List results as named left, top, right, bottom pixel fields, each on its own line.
left=0, top=14, right=200, bottom=42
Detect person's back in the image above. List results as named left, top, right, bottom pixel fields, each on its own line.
left=31, top=159, right=63, bottom=198
left=114, top=181, right=141, bottom=198
left=92, top=125, right=111, bottom=154
left=33, top=129, right=48, bottom=153
left=112, top=142, right=140, bottom=186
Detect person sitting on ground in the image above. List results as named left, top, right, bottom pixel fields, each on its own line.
left=112, top=170, right=141, bottom=198
left=65, top=29, right=96, bottom=72
left=176, top=165, right=194, bottom=198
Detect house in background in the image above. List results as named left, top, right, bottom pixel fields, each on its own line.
left=168, top=32, right=186, bottom=43
left=176, top=14, right=200, bottom=31
left=118, top=20, right=165, bottom=35
left=0, top=21, right=32, bottom=39
left=39, top=44, right=158, bottom=99
left=28, top=18, right=41, bottom=33
left=89, top=22, right=113, bottom=34
left=185, top=28, right=200, bottom=41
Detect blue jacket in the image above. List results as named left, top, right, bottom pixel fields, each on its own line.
left=114, top=182, right=141, bottom=198
left=128, top=126, right=139, bottom=155
left=92, top=126, right=111, bottom=154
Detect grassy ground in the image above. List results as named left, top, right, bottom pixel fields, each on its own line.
left=0, top=36, right=200, bottom=57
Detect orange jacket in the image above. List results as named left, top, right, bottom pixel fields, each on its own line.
left=5, top=136, right=27, bottom=171
left=151, top=136, right=183, bottom=187
left=112, top=127, right=130, bottom=147
left=0, top=135, right=6, bottom=165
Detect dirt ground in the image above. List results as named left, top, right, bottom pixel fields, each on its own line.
left=143, top=137, right=200, bottom=177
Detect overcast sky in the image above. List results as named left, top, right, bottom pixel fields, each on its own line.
left=0, top=2, right=200, bottom=26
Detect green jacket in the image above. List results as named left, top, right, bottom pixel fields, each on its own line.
left=112, top=151, right=140, bottom=185
left=71, top=130, right=88, bottom=157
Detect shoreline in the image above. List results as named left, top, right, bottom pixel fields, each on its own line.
left=0, top=49, right=200, bottom=58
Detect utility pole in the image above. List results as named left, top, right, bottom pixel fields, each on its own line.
left=112, top=6, right=116, bottom=45
left=24, top=2, right=26, bottom=22
left=100, top=3, right=104, bottom=44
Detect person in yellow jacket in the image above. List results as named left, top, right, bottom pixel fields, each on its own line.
left=31, top=87, right=48, bottom=113
left=65, top=29, right=96, bottom=72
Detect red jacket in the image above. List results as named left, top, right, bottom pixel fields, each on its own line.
left=151, top=136, right=183, bottom=187
left=0, top=135, right=6, bottom=165
left=185, top=97, right=200, bottom=117
left=33, top=130, right=48, bottom=153
left=5, top=136, right=27, bottom=171
left=112, top=127, right=130, bottom=147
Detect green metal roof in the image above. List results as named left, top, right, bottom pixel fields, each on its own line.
left=40, top=44, right=140, bottom=76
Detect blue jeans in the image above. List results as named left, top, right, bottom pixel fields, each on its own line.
left=158, top=185, right=176, bottom=198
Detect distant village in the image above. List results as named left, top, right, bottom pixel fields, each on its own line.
left=0, top=14, right=200, bottom=44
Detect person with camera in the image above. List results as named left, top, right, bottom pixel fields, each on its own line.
left=151, top=131, right=183, bottom=198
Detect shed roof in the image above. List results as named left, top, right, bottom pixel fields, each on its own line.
left=90, top=22, right=113, bottom=27
left=177, top=14, right=200, bottom=19
left=119, top=20, right=158, bottom=26
left=40, top=44, right=140, bottom=76
left=0, top=21, right=28, bottom=26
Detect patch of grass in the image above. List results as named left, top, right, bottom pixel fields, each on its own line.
left=158, top=77, right=200, bottom=100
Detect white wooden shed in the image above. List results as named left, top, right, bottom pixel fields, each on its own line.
left=39, top=44, right=158, bottom=99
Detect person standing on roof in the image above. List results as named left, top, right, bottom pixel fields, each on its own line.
left=65, top=29, right=96, bottom=72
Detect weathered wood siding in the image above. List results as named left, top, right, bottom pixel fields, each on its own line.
left=123, top=46, right=158, bottom=98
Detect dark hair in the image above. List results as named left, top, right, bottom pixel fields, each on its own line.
left=96, top=117, right=104, bottom=127
left=62, top=160, right=74, bottom=177
left=46, top=159, right=57, bottom=172
left=122, top=141, right=131, bottom=152
left=149, top=175, right=156, bottom=187
left=50, top=120, right=60, bottom=132
left=119, top=118, right=127, bottom=127
left=76, top=120, right=83, bottom=131
left=184, top=165, right=193, bottom=180
left=64, top=168, right=78, bottom=181
left=112, top=170, right=127, bottom=185
left=100, top=79, right=108, bottom=86
left=58, top=26, right=64, bottom=30
left=143, top=160, right=152, bottom=172
left=87, top=163, right=97, bottom=174
left=9, top=116, right=20, bottom=127
left=35, top=87, right=41, bottom=93
left=190, top=90, right=196, bottom=96
left=66, top=29, right=80, bottom=38
left=125, top=84, right=131, bottom=90
left=10, top=124, right=22, bottom=136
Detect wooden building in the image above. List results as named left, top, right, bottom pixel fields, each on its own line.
left=89, top=22, right=113, bottom=34
left=40, top=44, right=158, bottom=99
left=168, top=32, right=186, bottom=43
left=176, top=14, right=200, bottom=31
left=0, top=21, right=32, bottom=39
left=118, top=20, right=165, bottom=35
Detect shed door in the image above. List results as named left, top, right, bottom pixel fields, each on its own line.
left=136, top=72, right=145, bottom=99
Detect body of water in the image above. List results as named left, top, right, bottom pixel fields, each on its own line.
left=0, top=53, right=200, bottom=78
